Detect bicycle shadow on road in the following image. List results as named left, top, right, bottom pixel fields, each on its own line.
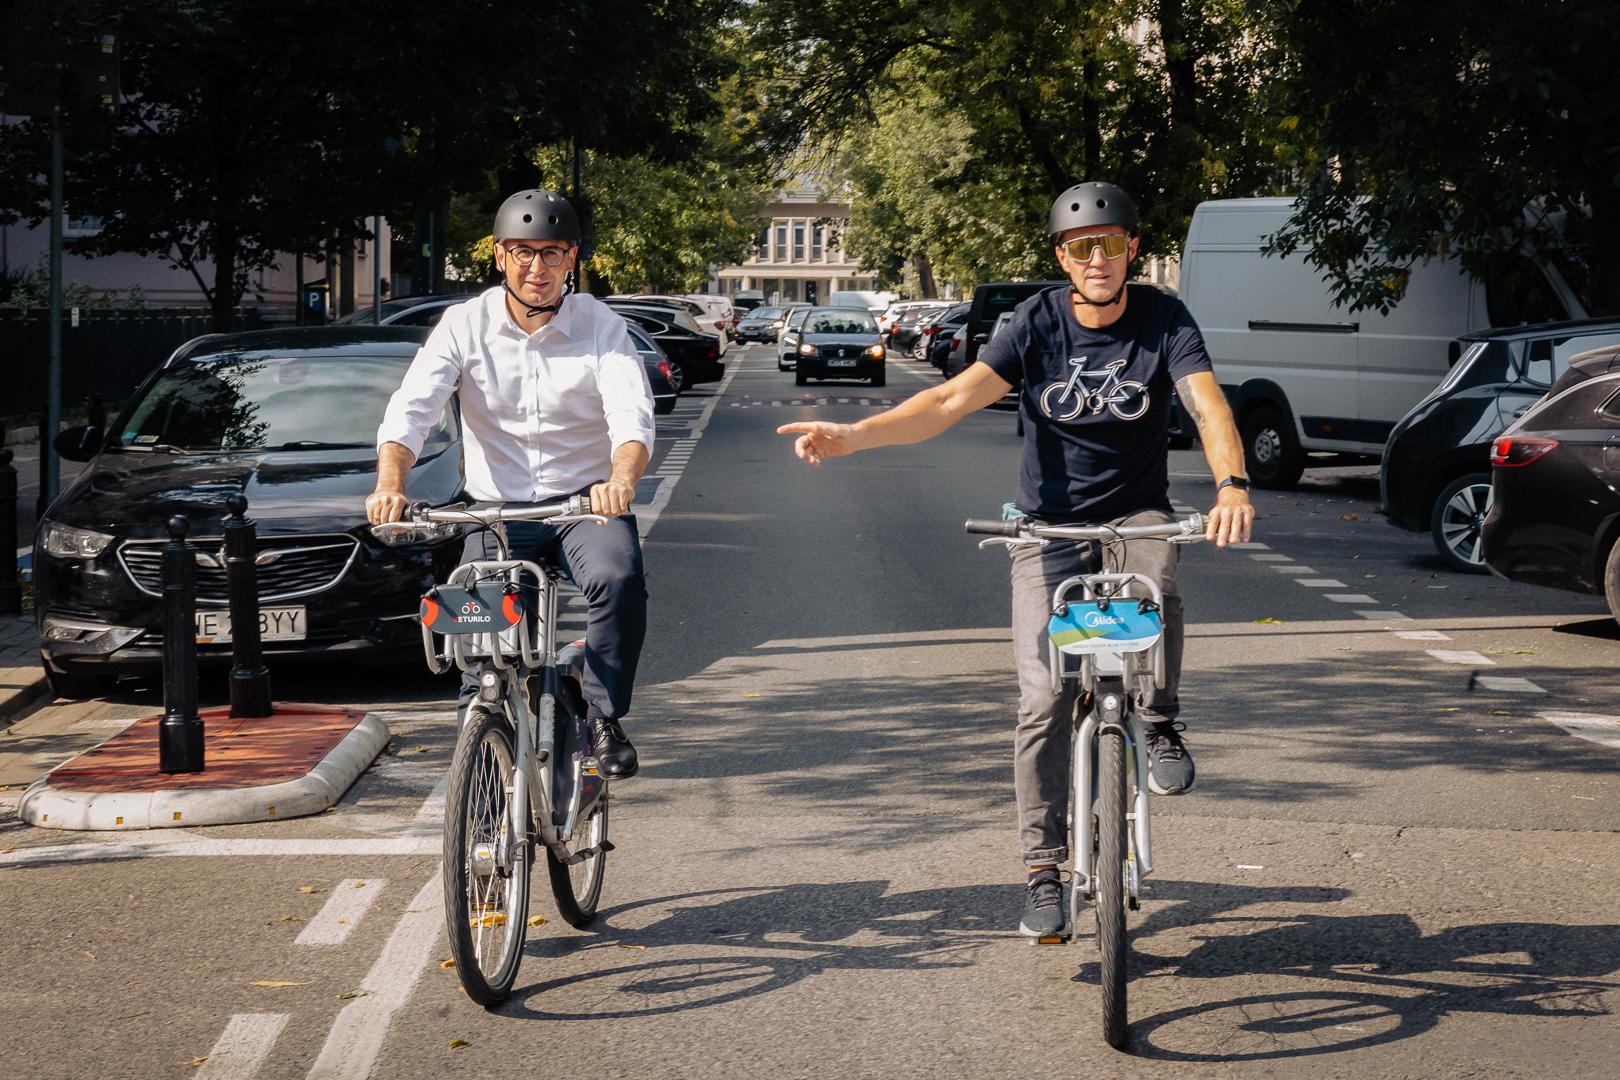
left=500, top=880, right=1018, bottom=1021
left=1125, top=901, right=1620, bottom=1061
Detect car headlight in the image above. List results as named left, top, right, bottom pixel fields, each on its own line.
left=798, top=342, right=816, bottom=356
left=39, top=521, right=113, bottom=559
left=866, top=344, right=886, bottom=359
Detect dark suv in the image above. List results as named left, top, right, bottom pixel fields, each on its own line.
left=1381, top=318, right=1620, bottom=572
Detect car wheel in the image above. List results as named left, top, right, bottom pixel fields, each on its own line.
left=665, top=363, right=687, bottom=394
left=1242, top=406, right=1304, bottom=489
left=1429, top=472, right=1494, bottom=574
left=46, top=665, right=117, bottom=700
left=795, top=370, right=808, bottom=387
left=1604, top=536, right=1620, bottom=627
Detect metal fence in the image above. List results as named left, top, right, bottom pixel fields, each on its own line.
left=1, top=307, right=275, bottom=419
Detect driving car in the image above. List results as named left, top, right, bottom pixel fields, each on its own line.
left=1382, top=318, right=1620, bottom=572
left=1480, top=343, right=1620, bottom=624
left=792, top=307, right=886, bottom=387
left=777, top=305, right=814, bottom=371
left=33, top=327, right=465, bottom=698
left=735, top=305, right=786, bottom=343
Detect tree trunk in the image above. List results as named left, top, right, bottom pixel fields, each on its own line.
left=1083, top=56, right=1100, bottom=180
left=911, top=251, right=937, bottom=298
left=1156, top=0, right=1199, bottom=132
left=210, top=220, right=237, bottom=333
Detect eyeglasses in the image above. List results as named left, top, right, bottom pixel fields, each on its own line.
left=1059, top=233, right=1130, bottom=261
left=502, top=243, right=570, bottom=268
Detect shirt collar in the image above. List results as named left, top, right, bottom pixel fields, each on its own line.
left=483, top=285, right=577, bottom=343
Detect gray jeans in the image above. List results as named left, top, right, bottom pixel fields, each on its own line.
left=1010, top=508, right=1182, bottom=866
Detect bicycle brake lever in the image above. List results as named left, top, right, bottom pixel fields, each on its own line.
left=552, top=513, right=610, bottom=526
left=978, top=536, right=1045, bottom=550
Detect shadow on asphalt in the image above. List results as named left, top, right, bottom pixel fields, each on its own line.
left=1553, top=616, right=1620, bottom=641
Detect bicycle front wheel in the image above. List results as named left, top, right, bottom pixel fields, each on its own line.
left=443, top=706, right=531, bottom=1006
left=1096, top=724, right=1129, bottom=1049
left=546, top=791, right=608, bottom=927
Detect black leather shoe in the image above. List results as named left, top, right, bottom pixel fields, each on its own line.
left=588, top=715, right=639, bottom=779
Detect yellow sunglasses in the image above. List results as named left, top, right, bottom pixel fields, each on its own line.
left=1060, top=233, right=1130, bottom=261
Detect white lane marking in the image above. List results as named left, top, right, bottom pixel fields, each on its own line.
left=1250, top=554, right=1293, bottom=562
left=1475, top=675, right=1545, bottom=693
left=1538, top=711, right=1620, bottom=750
left=195, top=1013, right=289, bottom=1080
left=296, top=879, right=388, bottom=946
left=1357, top=610, right=1412, bottom=620
left=1396, top=630, right=1452, bottom=641
left=636, top=358, right=741, bottom=538
left=1297, top=579, right=1347, bottom=588
left=1426, top=649, right=1495, bottom=666
left=1325, top=594, right=1377, bottom=604
left=400, top=772, right=448, bottom=838
left=0, top=836, right=437, bottom=867
left=1273, top=565, right=1314, bottom=574
left=1231, top=542, right=1270, bottom=550
left=306, top=873, right=442, bottom=1080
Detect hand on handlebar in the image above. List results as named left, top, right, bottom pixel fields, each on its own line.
left=366, top=488, right=409, bottom=525
left=589, top=479, right=636, bottom=517
left=1205, top=487, right=1255, bottom=547
left=775, top=421, right=857, bottom=467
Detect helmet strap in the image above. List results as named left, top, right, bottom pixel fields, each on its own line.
left=503, top=278, right=563, bottom=317
left=1071, top=282, right=1127, bottom=309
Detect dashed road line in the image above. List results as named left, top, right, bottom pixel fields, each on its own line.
left=1396, top=630, right=1452, bottom=641
left=1272, top=565, right=1314, bottom=574
left=1297, top=579, right=1347, bottom=588
left=196, top=1013, right=289, bottom=1080
left=1538, top=711, right=1620, bottom=750
left=1474, top=675, right=1545, bottom=694
left=1357, top=610, right=1411, bottom=620
left=1426, top=649, right=1495, bottom=667
left=295, top=879, right=388, bottom=946
left=1325, top=593, right=1377, bottom=604
left=1251, top=554, right=1293, bottom=562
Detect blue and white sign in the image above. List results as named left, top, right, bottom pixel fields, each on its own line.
left=1048, top=600, right=1163, bottom=655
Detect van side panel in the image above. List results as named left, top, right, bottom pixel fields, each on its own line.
left=1356, top=259, right=1472, bottom=442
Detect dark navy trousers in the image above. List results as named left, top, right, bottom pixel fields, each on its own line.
left=457, top=511, right=648, bottom=722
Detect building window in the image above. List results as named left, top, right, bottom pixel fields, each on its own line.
left=811, top=224, right=823, bottom=262
left=793, top=222, right=805, bottom=262
left=755, top=226, right=769, bottom=259
left=774, top=222, right=788, bottom=262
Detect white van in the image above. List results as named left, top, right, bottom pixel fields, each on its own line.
left=828, top=289, right=892, bottom=315
left=1179, top=198, right=1587, bottom=487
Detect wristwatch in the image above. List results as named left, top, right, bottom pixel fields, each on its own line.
left=1216, top=475, right=1251, bottom=493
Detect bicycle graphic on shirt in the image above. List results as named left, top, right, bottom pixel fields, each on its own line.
left=1039, top=356, right=1150, bottom=422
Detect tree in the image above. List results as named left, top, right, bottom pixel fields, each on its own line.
left=1268, top=0, right=1620, bottom=315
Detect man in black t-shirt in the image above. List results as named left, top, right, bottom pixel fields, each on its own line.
left=777, top=182, right=1254, bottom=939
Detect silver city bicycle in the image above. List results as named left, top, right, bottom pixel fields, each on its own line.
left=373, top=497, right=612, bottom=1005
left=966, top=512, right=1207, bottom=1049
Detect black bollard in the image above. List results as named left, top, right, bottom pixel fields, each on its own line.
left=0, top=447, right=18, bottom=616
left=223, top=494, right=272, bottom=717
left=159, top=514, right=204, bottom=773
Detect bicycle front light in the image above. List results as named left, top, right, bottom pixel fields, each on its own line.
left=39, top=521, right=113, bottom=559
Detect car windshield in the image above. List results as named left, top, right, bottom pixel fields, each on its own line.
left=746, top=306, right=783, bottom=321
left=110, top=353, right=452, bottom=453
left=806, top=311, right=877, bottom=334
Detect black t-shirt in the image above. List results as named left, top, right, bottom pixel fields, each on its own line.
left=979, top=284, right=1213, bottom=522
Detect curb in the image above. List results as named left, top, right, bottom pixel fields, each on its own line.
left=18, top=711, right=390, bottom=831
left=0, top=675, right=51, bottom=732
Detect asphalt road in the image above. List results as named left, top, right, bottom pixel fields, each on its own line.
left=3, top=343, right=1619, bottom=1080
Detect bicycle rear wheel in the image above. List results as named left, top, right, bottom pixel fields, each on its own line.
left=1096, top=724, right=1129, bottom=1049
left=546, top=791, right=608, bottom=927
left=443, top=706, right=531, bottom=1005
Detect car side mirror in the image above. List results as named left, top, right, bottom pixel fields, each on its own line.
left=973, top=333, right=989, bottom=345
left=54, top=424, right=103, bottom=462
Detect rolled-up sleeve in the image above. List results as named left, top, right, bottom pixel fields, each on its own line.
left=595, top=318, right=656, bottom=456
left=377, top=317, right=461, bottom=458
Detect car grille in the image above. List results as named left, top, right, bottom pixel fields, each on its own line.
left=118, top=534, right=359, bottom=606
left=822, top=345, right=863, bottom=359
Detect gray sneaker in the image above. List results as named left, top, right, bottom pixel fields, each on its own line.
left=1019, top=868, right=1067, bottom=937
left=1145, top=721, right=1196, bottom=795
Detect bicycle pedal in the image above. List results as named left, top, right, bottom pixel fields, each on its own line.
left=1032, top=933, right=1071, bottom=946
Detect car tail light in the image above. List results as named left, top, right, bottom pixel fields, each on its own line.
left=1491, top=435, right=1558, bottom=467
left=658, top=360, right=673, bottom=382
left=706, top=341, right=720, bottom=359
left=924, top=326, right=937, bottom=336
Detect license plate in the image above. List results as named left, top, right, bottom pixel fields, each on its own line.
left=829, top=358, right=857, bottom=367
left=195, top=606, right=306, bottom=644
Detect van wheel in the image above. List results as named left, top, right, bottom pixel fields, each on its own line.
left=1242, top=406, right=1304, bottom=489
left=1429, top=472, right=1493, bottom=574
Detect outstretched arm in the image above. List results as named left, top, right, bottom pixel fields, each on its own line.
left=776, top=362, right=1013, bottom=465
left=1174, top=371, right=1255, bottom=547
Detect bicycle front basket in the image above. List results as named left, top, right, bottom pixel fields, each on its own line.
left=1047, top=600, right=1162, bottom=655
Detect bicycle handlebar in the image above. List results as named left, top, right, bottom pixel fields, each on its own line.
left=965, top=514, right=1206, bottom=543
left=964, top=519, right=1024, bottom=537
left=369, top=496, right=602, bottom=544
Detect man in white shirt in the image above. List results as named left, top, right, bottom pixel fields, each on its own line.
left=368, top=189, right=655, bottom=778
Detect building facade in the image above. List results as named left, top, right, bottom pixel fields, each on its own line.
left=711, top=178, right=875, bottom=304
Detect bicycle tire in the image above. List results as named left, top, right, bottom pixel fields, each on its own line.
left=546, top=791, right=608, bottom=927
left=443, top=706, right=531, bottom=1006
left=1096, top=724, right=1129, bottom=1049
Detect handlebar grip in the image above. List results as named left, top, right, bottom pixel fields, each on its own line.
left=964, top=519, right=1024, bottom=537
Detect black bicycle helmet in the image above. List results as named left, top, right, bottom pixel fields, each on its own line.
left=1047, top=182, right=1139, bottom=241
left=493, top=188, right=581, bottom=245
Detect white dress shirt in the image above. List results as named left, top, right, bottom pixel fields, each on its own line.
left=377, top=288, right=656, bottom=503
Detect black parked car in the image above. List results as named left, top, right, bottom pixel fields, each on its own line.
left=333, top=293, right=477, bottom=327
left=1481, top=343, right=1620, bottom=624
left=889, top=302, right=949, bottom=354
left=792, top=307, right=886, bottom=386
left=605, top=301, right=724, bottom=391
left=1382, top=319, right=1620, bottom=572
left=922, top=302, right=971, bottom=368
left=626, top=324, right=679, bottom=414
left=34, top=328, right=465, bottom=698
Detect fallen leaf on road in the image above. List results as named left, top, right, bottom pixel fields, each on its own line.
left=297, top=886, right=319, bottom=894
left=1253, top=617, right=1285, bottom=624
left=743, top=693, right=762, bottom=699
left=337, top=989, right=367, bottom=1000
left=618, top=944, right=648, bottom=951
left=353, top=881, right=368, bottom=888
left=84, top=951, right=96, bottom=962
left=275, top=915, right=303, bottom=923
left=1487, top=709, right=1513, bottom=716
left=336, top=918, right=349, bottom=925
left=1572, top=795, right=1598, bottom=801
left=249, top=981, right=307, bottom=988
left=449, top=1040, right=470, bottom=1050
left=413, top=746, right=430, bottom=754
left=185, top=1057, right=209, bottom=1068
left=2, top=848, right=14, bottom=854
left=440, top=959, right=456, bottom=969
left=527, top=915, right=547, bottom=928
left=1339, top=512, right=1360, bottom=520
